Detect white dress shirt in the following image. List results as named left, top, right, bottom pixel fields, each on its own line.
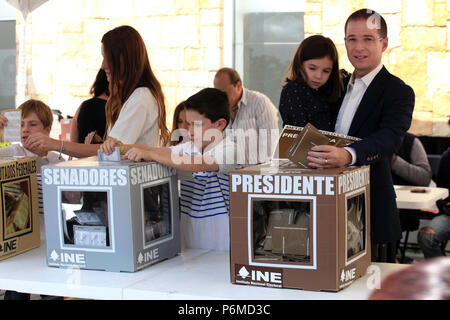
left=225, top=88, right=280, bottom=164
left=335, top=63, right=384, bottom=164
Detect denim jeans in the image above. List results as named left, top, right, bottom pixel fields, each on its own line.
left=417, top=214, right=450, bottom=258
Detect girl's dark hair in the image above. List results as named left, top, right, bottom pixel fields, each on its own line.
left=89, top=68, right=110, bottom=97
left=170, top=101, right=186, bottom=146
left=184, top=88, right=230, bottom=126
left=284, top=35, right=343, bottom=102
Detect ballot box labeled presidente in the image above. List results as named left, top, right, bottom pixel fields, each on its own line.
left=229, top=125, right=372, bottom=291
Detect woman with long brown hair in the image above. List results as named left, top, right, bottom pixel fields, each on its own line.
left=25, top=25, right=169, bottom=158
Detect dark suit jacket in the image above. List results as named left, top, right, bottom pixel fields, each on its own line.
left=339, top=66, right=415, bottom=244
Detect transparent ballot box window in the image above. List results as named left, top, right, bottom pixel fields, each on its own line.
left=61, top=190, right=110, bottom=248
left=253, top=199, right=311, bottom=264
left=346, top=192, right=366, bottom=261
left=142, top=181, right=171, bottom=245
left=2, top=178, right=32, bottom=240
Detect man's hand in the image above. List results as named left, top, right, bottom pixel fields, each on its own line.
left=307, top=145, right=352, bottom=168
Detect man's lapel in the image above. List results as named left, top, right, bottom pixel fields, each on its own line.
left=348, top=67, right=388, bottom=136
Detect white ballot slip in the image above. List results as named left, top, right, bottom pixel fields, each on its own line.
left=1, top=110, right=21, bottom=142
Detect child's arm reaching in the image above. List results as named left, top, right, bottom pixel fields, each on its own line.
left=124, top=146, right=220, bottom=173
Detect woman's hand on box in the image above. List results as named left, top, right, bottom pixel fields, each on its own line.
left=100, top=137, right=121, bottom=155
left=123, top=147, right=151, bottom=162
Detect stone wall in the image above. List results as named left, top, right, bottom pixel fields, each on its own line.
left=18, top=0, right=449, bottom=137
left=17, top=0, right=223, bottom=130
left=305, top=0, right=450, bottom=137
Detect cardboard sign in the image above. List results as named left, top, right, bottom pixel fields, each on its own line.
left=272, top=124, right=360, bottom=162
left=0, top=156, right=40, bottom=261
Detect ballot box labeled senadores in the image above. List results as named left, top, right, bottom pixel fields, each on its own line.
left=229, top=125, right=372, bottom=291
left=0, top=156, right=40, bottom=261
left=42, top=156, right=180, bottom=272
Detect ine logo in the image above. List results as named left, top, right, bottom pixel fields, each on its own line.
left=340, top=267, right=356, bottom=285
left=49, top=250, right=86, bottom=265
left=235, top=265, right=283, bottom=288
left=137, top=248, right=159, bottom=264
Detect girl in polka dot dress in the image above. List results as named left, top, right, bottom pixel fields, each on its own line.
left=279, top=35, right=344, bottom=131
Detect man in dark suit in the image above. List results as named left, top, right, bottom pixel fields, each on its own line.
left=307, top=9, right=415, bottom=262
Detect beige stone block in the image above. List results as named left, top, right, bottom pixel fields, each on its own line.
left=151, top=48, right=184, bottom=71
left=175, top=0, right=200, bottom=14
left=392, top=51, right=428, bottom=99
left=304, top=15, right=322, bottom=34
left=409, top=111, right=433, bottom=136
left=184, top=48, right=205, bottom=70
left=323, top=25, right=345, bottom=45
left=156, top=71, right=180, bottom=87
left=200, top=8, right=222, bottom=25
left=400, top=27, right=447, bottom=52
left=30, top=43, right=56, bottom=74
left=432, top=90, right=450, bottom=117
left=448, top=22, right=450, bottom=51
left=305, top=2, right=322, bottom=14
left=402, top=0, right=434, bottom=26
left=433, top=0, right=447, bottom=26
left=432, top=117, right=450, bottom=137
left=28, top=73, right=53, bottom=96
left=54, top=58, right=88, bottom=87
left=383, top=14, right=401, bottom=48
left=365, top=0, right=401, bottom=14
left=177, top=87, right=202, bottom=102
left=30, top=13, right=57, bottom=44
left=136, top=17, right=162, bottom=46
left=58, top=21, right=83, bottom=34
left=204, top=47, right=222, bottom=70
left=179, top=70, right=210, bottom=87
left=132, top=0, right=175, bottom=16
left=322, top=0, right=350, bottom=26
left=56, top=33, right=84, bottom=59
left=414, top=97, right=433, bottom=112
left=159, top=16, right=199, bottom=48
left=428, top=53, right=450, bottom=99
left=200, top=26, right=222, bottom=47
left=199, top=0, right=222, bottom=9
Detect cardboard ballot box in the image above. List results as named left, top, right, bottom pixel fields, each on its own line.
left=0, top=157, right=40, bottom=261
left=42, top=157, right=180, bottom=272
left=229, top=125, right=371, bottom=292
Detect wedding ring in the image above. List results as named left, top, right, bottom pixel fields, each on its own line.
left=325, top=158, right=328, bottom=164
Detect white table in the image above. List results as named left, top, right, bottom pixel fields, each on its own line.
left=395, top=185, right=448, bottom=210
left=0, top=217, right=408, bottom=300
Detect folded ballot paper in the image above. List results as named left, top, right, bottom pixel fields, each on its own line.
left=0, top=109, right=21, bottom=143
left=97, top=146, right=121, bottom=161
left=274, top=123, right=360, bottom=168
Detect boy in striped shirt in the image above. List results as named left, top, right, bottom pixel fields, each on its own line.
left=119, top=88, right=241, bottom=251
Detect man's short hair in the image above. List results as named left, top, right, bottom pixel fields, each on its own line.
left=18, top=99, right=53, bottom=129
left=215, top=67, right=242, bottom=85
left=184, top=88, right=230, bottom=127
left=345, top=8, right=387, bottom=39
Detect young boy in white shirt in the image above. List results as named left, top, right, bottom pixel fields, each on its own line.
left=103, top=88, right=241, bottom=251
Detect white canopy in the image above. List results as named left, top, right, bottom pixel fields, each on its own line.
left=5, top=0, right=48, bottom=107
